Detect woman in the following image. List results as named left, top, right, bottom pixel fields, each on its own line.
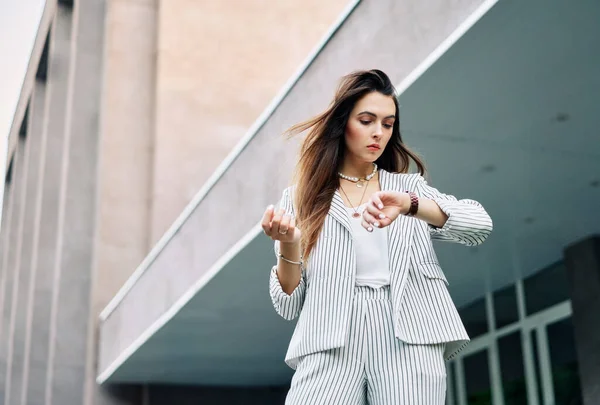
left=261, top=69, right=492, bottom=404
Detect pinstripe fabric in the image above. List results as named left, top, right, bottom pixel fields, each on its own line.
left=269, top=170, right=493, bottom=369
left=285, top=286, right=447, bottom=405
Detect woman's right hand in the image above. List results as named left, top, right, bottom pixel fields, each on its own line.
left=261, top=205, right=301, bottom=244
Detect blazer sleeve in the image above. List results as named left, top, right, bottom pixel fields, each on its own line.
left=269, top=187, right=307, bottom=320
left=415, top=175, right=493, bottom=246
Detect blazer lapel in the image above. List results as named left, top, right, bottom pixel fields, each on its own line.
left=379, top=170, right=415, bottom=275
left=329, top=190, right=352, bottom=234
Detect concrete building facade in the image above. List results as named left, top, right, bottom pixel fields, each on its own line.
left=0, top=0, right=348, bottom=403
left=2, top=0, right=600, bottom=404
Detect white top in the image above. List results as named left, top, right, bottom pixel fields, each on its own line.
left=345, top=204, right=391, bottom=288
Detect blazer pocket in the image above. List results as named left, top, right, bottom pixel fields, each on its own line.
left=416, top=262, right=449, bottom=285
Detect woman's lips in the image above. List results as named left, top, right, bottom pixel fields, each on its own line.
left=367, top=145, right=380, bottom=151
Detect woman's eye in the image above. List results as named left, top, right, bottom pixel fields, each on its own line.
left=383, top=124, right=393, bottom=129
left=360, top=120, right=371, bottom=125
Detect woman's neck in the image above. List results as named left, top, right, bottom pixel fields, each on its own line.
left=339, top=159, right=375, bottom=179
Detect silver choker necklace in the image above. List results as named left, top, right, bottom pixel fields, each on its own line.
left=338, top=163, right=378, bottom=188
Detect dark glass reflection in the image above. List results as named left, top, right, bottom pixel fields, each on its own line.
left=463, top=349, right=492, bottom=405
left=498, top=332, right=527, bottom=405
left=547, top=318, right=582, bottom=405
left=494, top=285, right=519, bottom=329
left=524, top=262, right=570, bottom=315
left=459, top=298, right=488, bottom=339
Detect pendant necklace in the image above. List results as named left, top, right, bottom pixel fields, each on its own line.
left=339, top=178, right=370, bottom=219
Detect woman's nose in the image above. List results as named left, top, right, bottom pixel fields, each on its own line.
left=373, top=125, right=383, bottom=137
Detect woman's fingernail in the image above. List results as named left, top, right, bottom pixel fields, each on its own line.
left=373, top=222, right=380, bottom=227
left=378, top=204, right=383, bottom=209
left=378, top=214, right=385, bottom=219
left=367, top=226, right=373, bottom=232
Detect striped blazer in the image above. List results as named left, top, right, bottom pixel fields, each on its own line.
left=269, top=169, right=493, bottom=369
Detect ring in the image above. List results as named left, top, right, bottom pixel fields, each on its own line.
left=279, top=229, right=288, bottom=235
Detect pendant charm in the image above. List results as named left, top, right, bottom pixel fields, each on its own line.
left=356, top=181, right=364, bottom=188
left=352, top=212, right=361, bottom=219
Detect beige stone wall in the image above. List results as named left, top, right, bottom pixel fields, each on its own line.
left=94, top=0, right=158, bottom=315
left=92, top=0, right=349, bottom=370
left=150, top=0, right=349, bottom=244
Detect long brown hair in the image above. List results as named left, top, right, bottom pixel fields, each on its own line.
left=286, top=69, right=426, bottom=259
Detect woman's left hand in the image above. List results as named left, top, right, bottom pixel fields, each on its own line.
left=362, top=191, right=411, bottom=231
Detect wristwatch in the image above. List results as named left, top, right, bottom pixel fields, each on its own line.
left=404, top=191, right=419, bottom=216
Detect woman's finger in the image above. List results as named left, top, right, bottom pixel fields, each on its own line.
left=361, top=217, right=374, bottom=232
left=261, top=205, right=275, bottom=236
left=371, top=192, right=384, bottom=210
left=377, top=217, right=392, bottom=228
left=363, top=211, right=379, bottom=228
left=278, top=214, right=291, bottom=236
left=271, top=208, right=285, bottom=232
left=366, top=200, right=386, bottom=220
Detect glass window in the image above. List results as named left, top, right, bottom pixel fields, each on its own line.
left=494, top=285, right=519, bottom=328
left=463, top=349, right=492, bottom=405
left=524, top=262, right=570, bottom=315
left=547, top=318, right=582, bottom=405
left=498, top=332, right=527, bottom=405
left=459, top=298, right=488, bottom=339
left=530, top=330, right=543, bottom=403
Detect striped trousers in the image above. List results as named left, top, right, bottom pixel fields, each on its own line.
left=285, top=286, right=447, bottom=405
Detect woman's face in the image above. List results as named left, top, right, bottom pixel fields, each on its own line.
left=344, top=91, right=396, bottom=163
